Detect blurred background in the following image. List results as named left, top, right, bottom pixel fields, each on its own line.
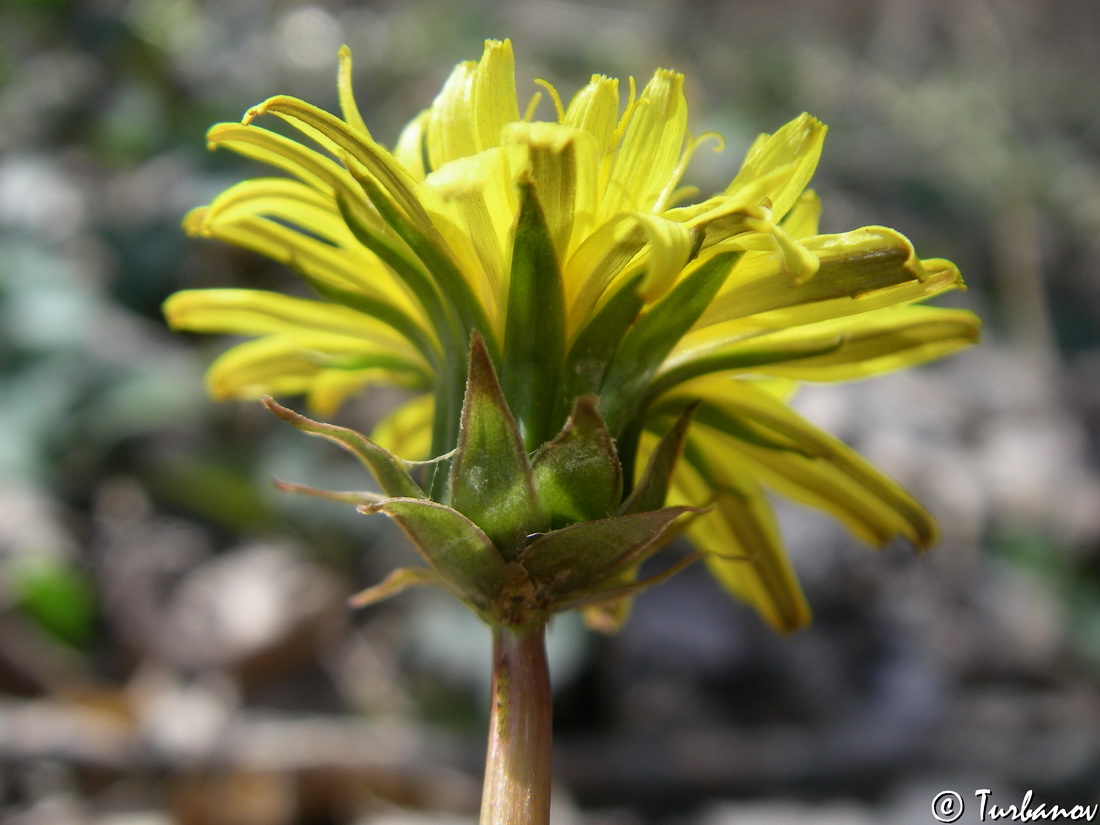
left=2, top=0, right=1099, bottom=823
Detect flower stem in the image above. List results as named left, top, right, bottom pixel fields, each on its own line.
left=479, top=622, right=552, bottom=825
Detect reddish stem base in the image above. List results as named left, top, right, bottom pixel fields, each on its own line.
left=479, top=622, right=552, bottom=825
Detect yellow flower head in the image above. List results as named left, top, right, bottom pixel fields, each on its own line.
left=165, top=40, right=979, bottom=632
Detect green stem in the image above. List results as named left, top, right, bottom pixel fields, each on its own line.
left=479, top=622, right=552, bottom=825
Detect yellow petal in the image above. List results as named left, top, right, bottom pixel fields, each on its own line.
left=418, top=146, right=519, bottom=323
left=206, top=338, right=324, bottom=401
left=563, top=74, right=621, bottom=158
left=726, top=113, right=826, bottom=221
left=630, top=213, right=696, bottom=301
left=202, top=177, right=361, bottom=245
left=658, top=375, right=939, bottom=549
left=697, top=226, right=965, bottom=331
left=562, top=215, right=647, bottom=333
left=337, top=45, right=371, bottom=137
left=781, top=190, right=822, bottom=239
left=393, top=110, right=430, bottom=180
left=502, top=121, right=600, bottom=262
left=757, top=305, right=982, bottom=381
left=309, top=369, right=379, bottom=415
left=744, top=215, right=820, bottom=282
left=163, top=288, right=426, bottom=358
left=426, top=39, right=520, bottom=170
left=191, top=194, right=420, bottom=316
left=658, top=431, right=810, bottom=632
left=601, top=69, right=687, bottom=219
left=472, top=39, right=520, bottom=149
left=206, top=122, right=352, bottom=196
left=564, top=212, right=694, bottom=333
left=427, top=60, right=479, bottom=169
left=662, top=304, right=977, bottom=388
left=247, top=94, right=438, bottom=241
left=371, top=393, right=435, bottom=460
left=206, top=336, right=426, bottom=416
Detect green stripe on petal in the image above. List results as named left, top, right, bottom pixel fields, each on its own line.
left=502, top=122, right=600, bottom=265
left=501, top=181, right=567, bottom=449
left=565, top=212, right=694, bottom=331
left=418, top=146, right=518, bottom=317
left=756, top=305, right=982, bottom=381
left=351, top=169, right=496, bottom=356
left=598, top=251, right=742, bottom=437
left=246, top=95, right=440, bottom=242
left=651, top=325, right=843, bottom=399
left=188, top=209, right=402, bottom=307
left=206, top=123, right=352, bottom=195
left=660, top=375, right=938, bottom=549
left=164, top=288, right=424, bottom=356
left=563, top=216, right=648, bottom=333
left=334, top=192, right=451, bottom=360
left=698, top=227, right=964, bottom=330
left=695, top=418, right=927, bottom=548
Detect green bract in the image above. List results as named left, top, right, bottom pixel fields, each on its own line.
left=266, top=334, right=698, bottom=628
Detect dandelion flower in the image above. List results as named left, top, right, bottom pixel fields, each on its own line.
left=166, top=39, right=979, bottom=632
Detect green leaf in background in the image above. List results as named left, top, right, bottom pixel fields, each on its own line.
left=10, top=558, right=96, bottom=648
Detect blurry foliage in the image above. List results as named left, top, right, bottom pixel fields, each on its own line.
left=9, top=557, right=96, bottom=649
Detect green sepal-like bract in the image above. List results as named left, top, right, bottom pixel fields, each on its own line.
left=519, top=506, right=698, bottom=606
left=348, top=566, right=440, bottom=609
left=360, top=498, right=512, bottom=618
left=621, top=401, right=698, bottom=515
left=263, top=397, right=425, bottom=499
left=532, top=395, right=622, bottom=529
left=448, top=333, right=548, bottom=559
left=266, top=334, right=703, bottom=627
